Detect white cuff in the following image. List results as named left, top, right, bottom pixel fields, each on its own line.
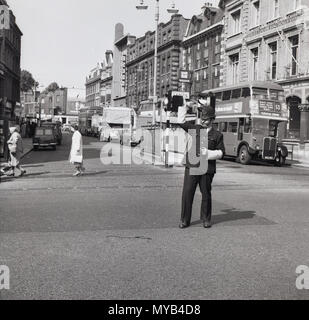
left=207, top=150, right=223, bottom=160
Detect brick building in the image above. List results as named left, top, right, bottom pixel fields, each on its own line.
left=126, top=14, right=189, bottom=109
left=20, top=90, right=40, bottom=119
left=38, top=87, right=68, bottom=119
left=85, top=63, right=103, bottom=109
left=0, top=0, right=22, bottom=157
left=181, top=3, right=224, bottom=97
left=220, top=0, right=309, bottom=142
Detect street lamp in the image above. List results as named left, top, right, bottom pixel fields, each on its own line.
left=136, top=0, right=179, bottom=163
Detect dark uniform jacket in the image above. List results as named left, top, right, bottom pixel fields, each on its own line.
left=179, top=121, right=225, bottom=174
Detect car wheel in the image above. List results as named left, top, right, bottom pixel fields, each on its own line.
left=239, top=145, right=251, bottom=165
left=34, top=146, right=39, bottom=151
left=52, top=146, right=56, bottom=151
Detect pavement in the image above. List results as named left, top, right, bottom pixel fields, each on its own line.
left=1, top=134, right=309, bottom=300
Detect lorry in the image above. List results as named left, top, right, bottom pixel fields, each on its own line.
left=99, top=107, right=141, bottom=146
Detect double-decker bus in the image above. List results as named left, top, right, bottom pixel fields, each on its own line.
left=202, top=81, right=289, bottom=166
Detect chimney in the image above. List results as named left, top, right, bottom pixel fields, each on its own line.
left=105, top=50, right=114, bottom=66
left=115, top=23, right=124, bottom=42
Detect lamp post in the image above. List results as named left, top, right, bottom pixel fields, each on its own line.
left=136, top=0, right=179, bottom=164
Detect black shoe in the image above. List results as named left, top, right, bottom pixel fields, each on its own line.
left=179, top=222, right=189, bottom=229
left=203, top=222, right=212, bottom=229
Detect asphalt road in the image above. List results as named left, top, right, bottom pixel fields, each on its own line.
left=1, top=133, right=309, bottom=300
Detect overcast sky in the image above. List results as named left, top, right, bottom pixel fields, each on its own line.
left=8, top=0, right=219, bottom=93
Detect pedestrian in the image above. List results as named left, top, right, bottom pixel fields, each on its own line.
left=178, top=96, right=225, bottom=229
left=69, top=124, right=85, bottom=177
left=5, top=126, right=26, bottom=177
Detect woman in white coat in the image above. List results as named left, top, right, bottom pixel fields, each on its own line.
left=6, top=126, right=26, bottom=177
left=69, top=124, right=85, bottom=176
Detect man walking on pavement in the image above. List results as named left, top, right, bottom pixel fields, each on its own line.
left=178, top=95, right=225, bottom=229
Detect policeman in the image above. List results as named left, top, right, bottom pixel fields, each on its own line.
left=178, top=98, right=225, bottom=229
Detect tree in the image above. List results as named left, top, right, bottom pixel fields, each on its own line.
left=20, top=70, right=37, bottom=92
left=43, top=82, right=60, bottom=94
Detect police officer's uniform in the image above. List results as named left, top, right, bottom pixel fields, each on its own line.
left=178, top=105, right=225, bottom=229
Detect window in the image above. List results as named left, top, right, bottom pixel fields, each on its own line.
left=195, top=71, right=200, bottom=82
left=290, top=35, right=299, bottom=76
left=223, top=90, right=232, bottom=101
left=269, top=42, right=277, bottom=80
left=232, top=89, right=241, bottom=99
left=220, top=122, right=228, bottom=132
left=273, top=0, right=279, bottom=19
left=231, top=10, right=241, bottom=35
left=196, top=51, right=201, bottom=69
left=203, top=69, right=208, bottom=80
left=228, top=122, right=238, bottom=133
left=251, top=48, right=259, bottom=80
left=229, top=53, right=239, bottom=84
left=251, top=1, right=260, bottom=27
left=242, top=87, right=251, bottom=97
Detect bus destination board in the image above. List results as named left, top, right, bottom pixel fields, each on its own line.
left=259, top=100, right=282, bottom=116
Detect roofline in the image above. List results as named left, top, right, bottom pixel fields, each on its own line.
left=201, top=81, right=285, bottom=95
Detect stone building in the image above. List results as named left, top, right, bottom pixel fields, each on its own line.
left=126, top=14, right=189, bottom=109
left=181, top=3, right=224, bottom=97
left=0, top=0, right=22, bottom=158
left=219, top=0, right=309, bottom=142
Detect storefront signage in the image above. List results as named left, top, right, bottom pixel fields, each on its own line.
left=245, top=9, right=304, bottom=40
left=179, top=70, right=191, bottom=83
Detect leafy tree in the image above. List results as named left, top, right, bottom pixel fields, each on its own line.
left=20, top=70, right=37, bottom=92
left=43, top=82, right=60, bottom=94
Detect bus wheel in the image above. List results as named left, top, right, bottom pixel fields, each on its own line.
left=239, top=145, right=251, bottom=165
left=274, top=155, right=286, bottom=167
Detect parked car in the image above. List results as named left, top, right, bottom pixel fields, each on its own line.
left=41, top=122, right=62, bottom=145
left=33, top=127, right=57, bottom=150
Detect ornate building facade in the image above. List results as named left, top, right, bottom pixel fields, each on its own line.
left=220, top=0, right=309, bottom=142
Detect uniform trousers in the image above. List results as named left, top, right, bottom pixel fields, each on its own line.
left=181, top=167, right=215, bottom=225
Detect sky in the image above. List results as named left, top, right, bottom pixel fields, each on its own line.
left=8, top=0, right=219, bottom=95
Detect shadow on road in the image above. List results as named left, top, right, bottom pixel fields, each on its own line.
left=190, top=208, right=276, bottom=227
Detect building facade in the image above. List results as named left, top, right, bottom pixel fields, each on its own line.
left=20, top=90, right=40, bottom=119
left=181, top=3, right=224, bottom=97
left=126, top=14, right=189, bottom=109
left=220, top=0, right=309, bottom=142
left=0, top=0, right=22, bottom=158
left=100, top=50, right=113, bottom=109
left=38, top=87, right=68, bottom=119
left=112, top=24, right=136, bottom=108
left=85, top=63, right=103, bottom=108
